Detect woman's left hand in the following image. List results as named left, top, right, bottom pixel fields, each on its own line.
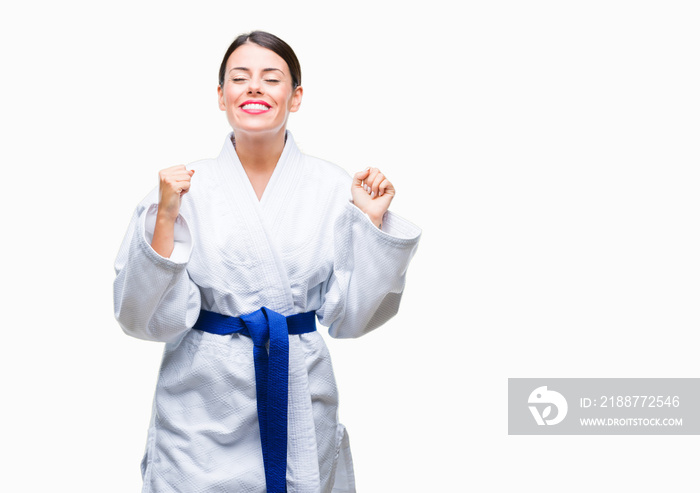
left=351, top=167, right=395, bottom=229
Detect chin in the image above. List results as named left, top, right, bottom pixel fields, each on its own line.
left=230, top=120, right=288, bottom=137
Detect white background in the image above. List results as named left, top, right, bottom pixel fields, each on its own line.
left=2, top=1, right=699, bottom=491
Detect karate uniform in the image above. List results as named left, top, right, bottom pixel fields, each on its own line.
left=113, top=132, right=421, bottom=493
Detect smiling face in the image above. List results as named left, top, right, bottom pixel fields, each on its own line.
left=218, top=42, right=303, bottom=138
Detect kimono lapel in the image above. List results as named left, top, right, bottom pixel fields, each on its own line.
left=258, top=131, right=304, bottom=233
left=213, top=132, right=303, bottom=315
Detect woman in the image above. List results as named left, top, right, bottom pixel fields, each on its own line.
left=114, top=31, right=421, bottom=493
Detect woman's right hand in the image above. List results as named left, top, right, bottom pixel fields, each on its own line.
left=152, top=165, right=194, bottom=258
left=157, top=165, right=195, bottom=222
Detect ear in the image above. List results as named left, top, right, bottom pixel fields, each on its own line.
left=289, top=86, right=303, bottom=113
left=217, top=85, right=226, bottom=111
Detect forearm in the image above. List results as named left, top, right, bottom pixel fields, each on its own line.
left=151, top=213, right=176, bottom=258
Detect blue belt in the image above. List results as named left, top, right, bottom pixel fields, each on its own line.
left=192, top=307, right=317, bottom=493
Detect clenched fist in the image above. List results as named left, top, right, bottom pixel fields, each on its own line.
left=351, top=167, right=395, bottom=229
left=157, top=165, right=195, bottom=222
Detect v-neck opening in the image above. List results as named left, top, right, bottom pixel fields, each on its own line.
left=230, top=132, right=292, bottom=205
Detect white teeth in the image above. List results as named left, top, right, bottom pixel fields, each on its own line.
left=241, top=103, right=270, bottom=110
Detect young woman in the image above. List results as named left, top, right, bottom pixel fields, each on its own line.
left=114, top=31, right=421, bottom=493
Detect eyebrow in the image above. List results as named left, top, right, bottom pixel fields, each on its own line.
left=229, top=67, right=285, bottom=75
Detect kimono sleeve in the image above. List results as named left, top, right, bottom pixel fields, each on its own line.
left=113, top=197, right=201, bottom=343
left=317, top=201, right=421, bottom=339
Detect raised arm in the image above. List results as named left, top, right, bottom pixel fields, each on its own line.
left=113, top=166, right=201, bottom=343
left=151, top=165, right=195, bottom=257
left=317, top=168, right=421, bottom=338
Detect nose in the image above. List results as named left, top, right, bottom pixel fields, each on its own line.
left=248, top=77, right=263, bottom=95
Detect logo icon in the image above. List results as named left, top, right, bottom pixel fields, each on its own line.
left=528, top=386, right=568, bottom=425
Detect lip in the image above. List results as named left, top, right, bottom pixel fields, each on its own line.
left=239, top=100, right=272, bottom=114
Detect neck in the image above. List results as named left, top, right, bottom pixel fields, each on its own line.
left=232, top=128, right=287, bottom=173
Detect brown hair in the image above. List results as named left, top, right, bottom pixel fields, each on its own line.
left=218, top=31, right=302, bottom=89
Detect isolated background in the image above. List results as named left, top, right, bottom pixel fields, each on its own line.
left=2, top=1, right=699, bottom=491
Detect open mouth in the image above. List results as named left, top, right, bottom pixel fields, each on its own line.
left=240, top=101, right=272, bottom=112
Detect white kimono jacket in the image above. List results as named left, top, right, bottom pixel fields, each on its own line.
left=113, top=132, right=421, bottom=493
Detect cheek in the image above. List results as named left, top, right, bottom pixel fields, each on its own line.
left=277, top=90, right=294, bottom=109
left=224, top=86, right=242, bottom=105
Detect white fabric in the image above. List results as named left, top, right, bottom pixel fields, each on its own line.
left=114, top=132, right=421, bottom=493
